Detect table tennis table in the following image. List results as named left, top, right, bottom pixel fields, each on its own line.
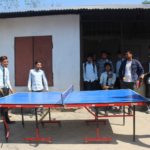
left=0, top=85, right=149, bottom=143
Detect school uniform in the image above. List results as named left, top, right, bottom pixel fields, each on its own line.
left=83, top=62, right=98, bottom=90
left=100, top=71, right=116, bottom=88
left=28, top=69, right=48, bottom=92
left=0, top=65, right=14, bottom=123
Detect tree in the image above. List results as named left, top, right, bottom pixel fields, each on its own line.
left=142, top=0, right=150, bottom=4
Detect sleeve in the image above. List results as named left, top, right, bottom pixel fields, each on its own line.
left=27, top=70, right=32, bottom=91
left=94, top=64, right=98, bottom=80
left=83, top=63, right=86, bottom=81
left=119, top=61, right=124, bottom=80
left=100, top=73, right=104, bottom=85
left=42, top=71, right=49, bottom=91
left=111, top=73, right=116, bottom=85
left=6, top=69, right=12, bottom=91
left=136, top=60, right=144, bottom=79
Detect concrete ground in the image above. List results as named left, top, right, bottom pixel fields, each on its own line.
left=0, top=108, right=150, bottom=150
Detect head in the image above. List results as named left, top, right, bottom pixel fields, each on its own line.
left=117, top=51, right=122, bottom=59
left=34, top=61, right=42, bottom=70
left=125, top=50, right=133, bottom=60
left=0, top=56, right=8, bottom=67
left=101, top=51, right=108, bottom=59
left=92, top=54, right=97, bottom=61
left=86, top=55, right=93, bottom=63
left=105, top=63, right=112, bottom=72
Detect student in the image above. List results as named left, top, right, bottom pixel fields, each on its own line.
left=28, top=61, right=49, bottom=114
left=97, top=51, right=113, bottom=77
left=0, top=56, right=15, bottom=124
left=83, top=55, right=98, bottom=90
left=28, top=61, right=49, bottom=92
left=100, top=63, right=116, bottom=90
left=119, top=50, right=144, bottom=114
left=100, top=63, right=116, bottom=115
left=115, top=51, right=124, bottom=89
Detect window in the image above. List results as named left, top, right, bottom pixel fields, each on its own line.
left=15, top=36, right=53, bottom=86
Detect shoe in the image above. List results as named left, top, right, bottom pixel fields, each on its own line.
left=146, top=109, right=150, bottom=114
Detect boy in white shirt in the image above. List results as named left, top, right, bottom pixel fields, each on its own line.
left=83, top=55, right=98, bottom=90
left=28, top=61, right=48, bottom=114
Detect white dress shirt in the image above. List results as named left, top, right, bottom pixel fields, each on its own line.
left=28, top=69, right=49, bottom=91
left=0, top=65, right=12, bottom=90
left=83, top=62, right=98, bottom=82
left=100, top=71, right=116, bottom=86
left=124, top=60, right=133, bottom=82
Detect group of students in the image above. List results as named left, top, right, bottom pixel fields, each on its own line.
left=83, top=50, right=144, bottom=114
left=0, top=56, right=49, bottom=124
left=0, top=50, right=146, bottom=123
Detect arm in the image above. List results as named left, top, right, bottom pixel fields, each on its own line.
left=42, top=71, right=49, bottom=91
left=27, top=70, right=32, bottom=91
left=119, top=62, right=124, bottom=81
left=137, top=60, right=144, bottom=79
left=6, top=69, right=13, bottom=93
left=111, top=73, right=116, bottom=86
left=83, top=63, right=87, bottom=81
left=94, top=64, right=98, bottom=80
left=100, top=73, right=108, bottom=89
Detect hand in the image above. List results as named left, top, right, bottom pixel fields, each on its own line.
left=103, top=86, right=109, bottom=90
left=9, top=89, right=14, bottom=94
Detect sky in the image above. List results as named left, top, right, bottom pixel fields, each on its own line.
left=57, top=0, right=145, bottom=6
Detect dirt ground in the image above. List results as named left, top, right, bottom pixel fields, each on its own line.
left=0, top=108, right=150, bottom=150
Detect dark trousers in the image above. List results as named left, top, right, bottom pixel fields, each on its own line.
left=121, top=82, right=134, bottom=90
left=115, top=77, right=121, bottom=89
left=84, top=81, right=98, bottom=91
left=121, top=82, right=134, bottom=112
left=0, top=88, right=10, bottom=122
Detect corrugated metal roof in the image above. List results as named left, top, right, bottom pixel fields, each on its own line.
left=1, top=4, right=150, bottom=13
left=0, top=4, right=150, bottom=18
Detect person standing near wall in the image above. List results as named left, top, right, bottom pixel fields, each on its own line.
left=119, top=50, right=144, bottom=114
left=97, top=51, right=113, bottom=78
left=0, top=56, right=15, bottom=124
left=83, top=55, right=98, bottom=90
left=115, top=51, right=124, bottom=89
left=100, top=63, right=116, bottom=115
left=28, top=61, right=49, bottom=114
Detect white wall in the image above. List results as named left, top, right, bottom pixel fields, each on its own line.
left=0, top=15, right=80, bottom=92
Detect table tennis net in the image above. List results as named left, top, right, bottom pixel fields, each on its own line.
left=61, top=85, right=74, bottom=104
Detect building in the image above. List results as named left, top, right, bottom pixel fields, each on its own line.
left=0, top=2, right=150, bottom=92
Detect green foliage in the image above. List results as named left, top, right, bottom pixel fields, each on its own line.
left=142, top=0, right=150, bottom=4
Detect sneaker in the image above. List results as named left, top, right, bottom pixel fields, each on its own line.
left=146, top=109, right=150, bottom=114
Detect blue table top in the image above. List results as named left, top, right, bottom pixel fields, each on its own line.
left=0, top=89, right=148, bottom=105
left=0, top=92, right=62, bottom=105
left=63, top=89, right=148, bottom=104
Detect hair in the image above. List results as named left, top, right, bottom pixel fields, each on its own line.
left=117, top=51, right=122, bottom=55
left=104, top=63, right=112, bottom=70
left=101, top=51, right=108, bottom=55
left=125, top=50, right=133, bottom=54
left=0, top=56, right=8, bottom=62
left=34, top=61, right=42, bottom=65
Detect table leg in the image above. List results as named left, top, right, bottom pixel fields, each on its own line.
left=123, top=106, right=125, bottom=126
left=24, top=108, right=52, bottom=143
left=84, top=107, right=112, bottom=143
left=21, top=108, right=25, bottom=128
left=133, top=105, right=136, bottom=142
left=40, top=108, right=61, bottom=127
